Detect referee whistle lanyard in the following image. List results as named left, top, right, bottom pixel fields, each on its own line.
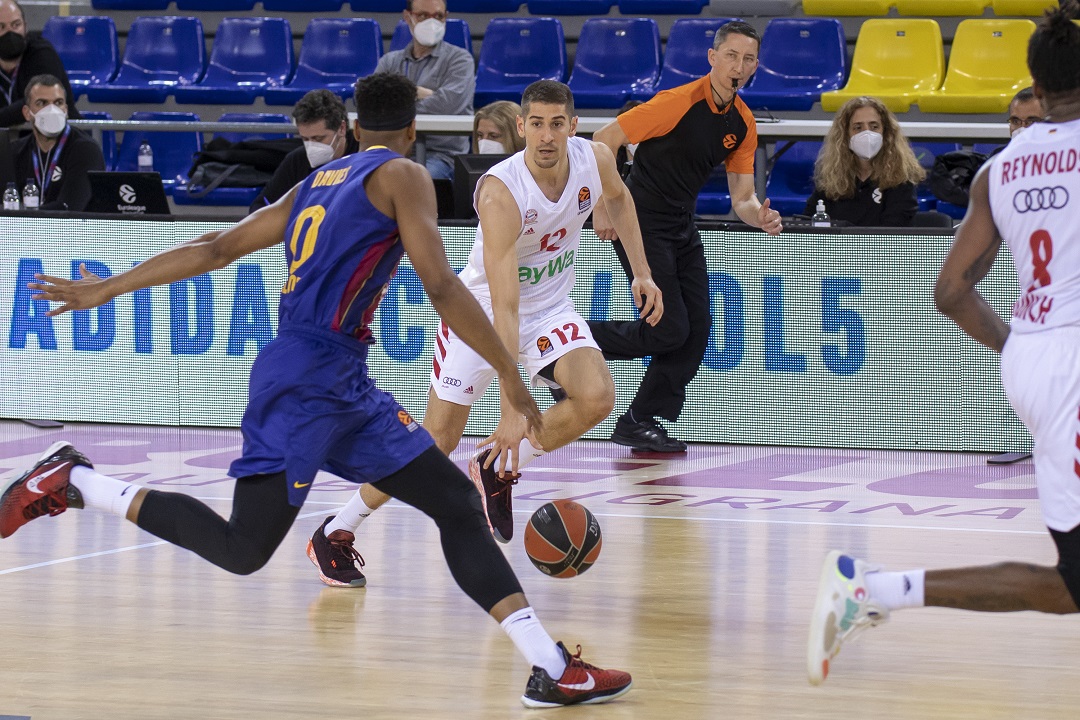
left=32, top=124, right=70, bottom=197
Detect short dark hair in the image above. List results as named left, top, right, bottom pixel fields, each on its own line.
left=24, top=74, right=62, bottom=99
left=713, top=21, right=760, bottom=52
left=292, top=89, right=347, bottom=130
left=521, top=80, right=574, bottom=117
left=1010, top=86, right=1036, bottom=105
left=1027, top=0, right=1080, bottom=96
left=354, top=72, right=417, bottom=131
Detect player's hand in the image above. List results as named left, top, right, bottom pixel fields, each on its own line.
left=758, top=198, right=783, bottom=236
left=479, top=406, right=531, bottom=477
left=29, top=264, right=112, bottom=317
left=591, top=200, right=619, bottom=241
left=494, top=372, right=543, bottom=443
left=631, top=276, right=663, bottom=326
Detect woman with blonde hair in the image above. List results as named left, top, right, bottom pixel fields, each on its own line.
left=472, top=100, right=525, bottom=154
left=804, top=96, right=924, bottom=227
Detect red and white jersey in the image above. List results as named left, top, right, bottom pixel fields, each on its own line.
left=989, top=118, right=1080, bottom=333
left=458, top=135, right=602, bottom=314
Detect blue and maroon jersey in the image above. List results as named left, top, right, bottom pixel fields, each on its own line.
left=277, top=147, right=404, bottom=343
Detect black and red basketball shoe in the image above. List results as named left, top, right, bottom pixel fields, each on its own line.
left=307, top=516, right=367, bottom=588
left=521, top=642, right=632, bottom=708
left=469, top=448, right=520, bottom=544
left=0, top=441, right=91, bottom=539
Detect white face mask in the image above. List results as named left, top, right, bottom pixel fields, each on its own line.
left=33, top=104, right=67, bottom=138
left=477, top=138, right=505, bottom=154
left=848, top=130, right=883, bottom=160
left=304, top=135, right=337, bottom=168
left=412, top=18, right=445, bottom=47
left=1010, top=126, right=1027, bottom=139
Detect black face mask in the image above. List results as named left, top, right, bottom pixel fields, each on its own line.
left=0, top=31, right=25, bottom=61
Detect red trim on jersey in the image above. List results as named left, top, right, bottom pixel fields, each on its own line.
left=332, top=232, right=399, bottom=335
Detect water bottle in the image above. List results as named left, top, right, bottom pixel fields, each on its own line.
left=812, top=199, right=831, bottom=228
left=2, top=182, right=18, bottom=210
left=138, top=139, right=154, bottom=172
left=22, top=179, right=39, bottom=210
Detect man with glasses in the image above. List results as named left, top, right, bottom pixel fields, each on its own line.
left=0, top=0, right=80, bottom=127
left=371, top=0, right=473, bottom=180
left=1007, top=86, right=1045, bottom=142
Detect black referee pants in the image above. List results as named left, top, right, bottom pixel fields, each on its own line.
left=588, top=207, right=711, bottom=422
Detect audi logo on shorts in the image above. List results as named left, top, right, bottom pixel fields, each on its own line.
left=441, top=376, right=462, bottom=387
left=1013, top=186, right=1069, bottom=213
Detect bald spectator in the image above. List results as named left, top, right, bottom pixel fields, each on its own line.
left=0, top=0, right=79, bottom=127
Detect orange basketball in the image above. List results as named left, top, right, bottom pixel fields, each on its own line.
left=523, top=499, right=602, bottom=578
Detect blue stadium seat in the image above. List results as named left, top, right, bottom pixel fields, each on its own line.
left=116, top=111, right=203, bottom=195
left=173, top=18, right=294, bottom=104
left=739, top=18, right=847, bottom=112
left=91, top=0, right=169, bottom=11
left=618, top=0, right=707, bottom=14
left=655, top=18, right=738, bottom=93
left=264, top=0, right=343, bottom=9
left=448, top=0, right=522, bottom=9
left=213, top=112, right=293, bottom=143
left=474, top=18, right=566, bottom=107
left=176, top=0, right=256, bottom=9
left=41, top=16, right=118, bottom=96
left=78, top=111, right=116, bottom=171
left=527, top=0, right=613, bottom=13
left=350, top=0, right=408, bottom=9
left=764, top=141, right=820, bottom=216
left=910, top=142, right=961, bottom=211
left=86, top=17, right=206, bottom=104
left=265, top=18, right=381, bottom=106
left=568, top=18, right=661, bottom=108
left=695, top=165, right=731, bottom=215
left=389, top=19, right=472, bottom=55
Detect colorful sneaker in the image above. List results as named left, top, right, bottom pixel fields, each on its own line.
left=0, top=441, right=91, bottom=539
left=306, top=516, right=366, bottom=588
left=521, top=641, right=632, bottom=708
left=807, top=550, right=889, bottom=685
left=469, top=448, right=519, bottom=544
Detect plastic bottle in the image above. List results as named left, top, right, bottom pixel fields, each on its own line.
left=138, top=139, right=154, bottom=172
left=812, top=199, right=831, bottom=228
left=3, top=182, right=18, bottom=210
left=22, top=179, right=39, bottom=210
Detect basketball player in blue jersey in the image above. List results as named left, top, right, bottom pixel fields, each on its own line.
left=5, top=73, right=633, bottom=708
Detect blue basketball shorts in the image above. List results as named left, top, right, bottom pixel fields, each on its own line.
left=228, top=323, right=435, bottom=507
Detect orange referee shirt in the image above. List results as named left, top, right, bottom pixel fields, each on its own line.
left=616, top=74, right=757, bottom=213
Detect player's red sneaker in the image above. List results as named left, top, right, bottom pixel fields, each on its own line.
left=0, top=441, right=91, bottom=539
left=521, top=642, right=632, bottom=708
left=469, top=448, right=519, bottom=544
left=307, top=516, right=367, bottom=588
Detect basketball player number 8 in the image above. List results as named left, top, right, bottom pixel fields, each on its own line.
left=1029, top=229, right=1053, bottom=290
left=283, top=205, right=326, bottom=294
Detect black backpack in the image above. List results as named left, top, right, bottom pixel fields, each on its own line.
left=929, top=149, right=991, bottom=207
left=186, top=137, right=301, bottom=197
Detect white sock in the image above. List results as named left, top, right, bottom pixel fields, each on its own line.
left=325, top=491, right=377, bottom=536
left=70, top=466, right=140, bottom=517
left=866, top=570, right=926, bottom=610
left=500, top=607, right=567, bottom=679
left=516, top=438, right=545, bottom=471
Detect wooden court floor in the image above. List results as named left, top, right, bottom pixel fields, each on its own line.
left=1, top=420, right=1077, bottom=719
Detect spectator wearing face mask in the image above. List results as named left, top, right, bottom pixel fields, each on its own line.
left=11, top=74, right=103, bottom=211
left=248, top=89, right=358, bottom=214
left=472, top=100, right=523, bottom=155
left=804, top=96, right=924, bottom=227
left=373, top=0, right=474, bottom=179
left=0, top=0, right=80, bottom=128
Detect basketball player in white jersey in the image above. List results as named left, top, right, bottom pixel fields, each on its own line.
left=808, top=3, right=1080, bottom=684
left=306, top=80, right=662, bottom=586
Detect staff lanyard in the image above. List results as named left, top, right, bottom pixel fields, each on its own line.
left=32, top=124, right=70, bottom=196
left=0, top=64, right=18, bottom=105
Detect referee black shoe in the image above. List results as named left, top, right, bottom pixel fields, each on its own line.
left=610, top=417, right=687, bottom=453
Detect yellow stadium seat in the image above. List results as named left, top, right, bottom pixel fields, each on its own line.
left=896, top=0, right=989, bottom=14
left=918, top=19, right=1036, bottom=113
left=992, top=0, right=1057, bottom=15
left=820, top=19, right=944, bottom=113
left=802, top=0, right=893, bottom=14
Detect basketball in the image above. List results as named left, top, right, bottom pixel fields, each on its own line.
left=523, top=500, right=602, bottom=578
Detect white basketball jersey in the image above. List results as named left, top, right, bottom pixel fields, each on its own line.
left=989, top=118, right=1080, bottom=333
left=458, top=135, right=602, bottom=314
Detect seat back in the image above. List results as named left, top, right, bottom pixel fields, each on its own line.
left=117, top=111, right=203, bottom=188
left=79, top=111, right=116, bottom=171
left=293, top=18, right=382, bottom=86
left=765, top=141, right=821, bottom=216
left=938, top=19, right=1035, bottom=93
left=844, top=19, right=944, bottom=96
left=200, top=17, right=293, bottom=88
left=991, top=0, right=1058, bottom=14
left=895, top=0, right=989, bottom=14
left=215, top=113, right=292, bottom=143
left=475, top=18, right=566, bottom=105
left=176, top=0, right=256, bottom=10
left=656, top=18, right=737, bottom=92
left=389, top=19, right=472, bottom=55
left=41, top=16, right=119, bottom=87
left=526, top=0, right=613, bottom=13
left=802, top=0, right=892, bottom=13
left=740, top=17, right=847, bottom=108
left=618, top=0, right=707, bottom=13
left=116, top=16, right=206, bottom=87
left=568, top=18, right=661, bottom=107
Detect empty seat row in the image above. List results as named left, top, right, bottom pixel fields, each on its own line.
left=89, top=0, right=712, bottom=15
left=803, top=0, right=1056, bottom=15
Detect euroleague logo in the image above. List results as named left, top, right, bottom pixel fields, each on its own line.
left=119, top=184, right=138, bottom=204
left=537, top=336, right=553, bottom=357
left=577, top=186, right=592, bottom=213
left=397, top=409, right=419, bottom=432
left=722, top=133, right=737, bottom=150
left=1013, top=186, right=1069, bottom=213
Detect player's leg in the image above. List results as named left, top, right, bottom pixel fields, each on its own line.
left=0, top=442, right=299, bottom=575
left=535, top=346, right=615, bottom=449
left=376, top=445, right=632, bottom=708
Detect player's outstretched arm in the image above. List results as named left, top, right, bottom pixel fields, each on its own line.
left=381, top=159, right=542, bottom=432
left=934, top=165, right=1010, bottom=353
left=30, top=188, right=298, bottom=317
left=591, top=141, right=663, bottom=326
left=728, top=172, right=783, bottom=236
